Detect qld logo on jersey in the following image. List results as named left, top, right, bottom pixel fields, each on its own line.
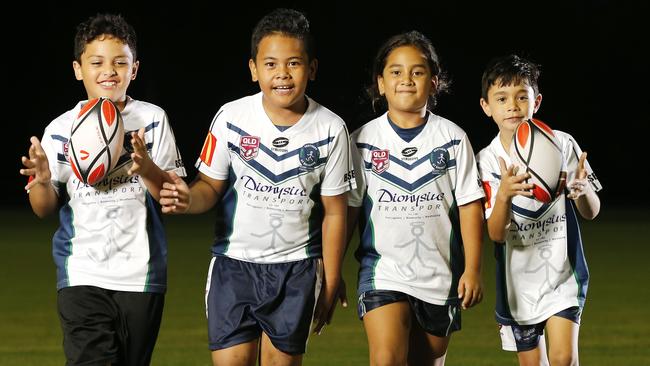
left=429, top=147, right=449, bottom=172
left=240, top=136, right=260, bottom=161
left=299, top=143, right=320, bottom=170
left=372, top=149, right=390, bottom=174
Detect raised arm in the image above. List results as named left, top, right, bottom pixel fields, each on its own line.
left=20, top=136, right=58, bottom=218
left=128, top=128, right=173, bottom=201
left=486, top=157, right=534, bottom=242
left=567, top=152, right=600, bottom=220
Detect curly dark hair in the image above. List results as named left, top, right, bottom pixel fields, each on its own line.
left=367, top=30, right=449, bottom=113
left=250, top=8, right=314, bottom=61
left=481, top=54, right=540, bottom=100
left=74, top=13, right=137, bottom=62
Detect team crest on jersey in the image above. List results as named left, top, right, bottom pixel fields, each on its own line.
left=299, top=143, right=320, bottom=170
left=240, top=136, right=260, bottom=161
left=371, top=149, right=390, bottom=174
left=430, top=147, right=449, bottom=172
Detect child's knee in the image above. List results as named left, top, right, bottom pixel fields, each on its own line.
left=549, top=350, right=577, bottom=366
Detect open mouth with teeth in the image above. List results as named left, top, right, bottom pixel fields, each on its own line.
left=273, top=85, right=294, bottom=94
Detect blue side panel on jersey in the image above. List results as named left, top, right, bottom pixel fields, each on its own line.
left=494, top=243, right=515, bottom=325
left=144, top=193, right=167, bottom=293
left=53, top=190, right=73, bottom=289
left=565, top=198, right=589, bottom=306
left=306, top=183, right=323, bottom=257
left=212, top=169, right=238, bottom=256
left=445, top=197, right=464, bottom=305
left=355, top=194, right=380, bottom=296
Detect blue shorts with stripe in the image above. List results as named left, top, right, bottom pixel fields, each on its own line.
left=205, top=256, right=322, bottom=355
left=499, top=306, right=582, bottom=352
left=358, top=289, right=461, bottom=337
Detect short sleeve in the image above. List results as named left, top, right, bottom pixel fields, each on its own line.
left=40, top=126, right=67, bottom=196
left=453, top=134, right=485, bottom=206
left=477, top=151, right=500, bottom=219
left=347, top=137, right=366, bottom=207
left=196, top=109, right=232, bottom=180
left=320, top=124, right=356, bottom=196
left=150, top=112, right=186, bottom=177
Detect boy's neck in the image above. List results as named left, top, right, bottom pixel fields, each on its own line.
left=387, top=109, right=427, bottom=129
left=262, top=95, right=307, bottom=126
left=499, top=130, right=514, bottom=152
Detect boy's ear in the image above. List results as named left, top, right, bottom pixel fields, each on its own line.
left=73, top=61, right=83, bottom=81
left=130, top=60, right=140, bottom=80
left=479, top=98, right=492, bottom=117
left=533, top=93, right=543, bottom=113
left=248, top=59, right=259, bottom=82
left=308, top=58, right=318, bottom=81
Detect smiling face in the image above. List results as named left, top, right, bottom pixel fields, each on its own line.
left=480, top=79, right=542, bottom=137
left=73, top=35, right=138, bottom=109
left=248, top=34, right=317, bottom=123
left=377, top=45, right=436, bottom=125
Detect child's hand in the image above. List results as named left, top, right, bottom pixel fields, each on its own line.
left=312, top=280, right=341, bottom=335
left=128, top=128, right=152, bottom=176
left=496, top=157, right=534, bottom=201
left=458, top=269, right=483, bottom=309
left=160, top=171, right=191, bottom=213
left=20, top=136, right=51, bottom=192
left=567, top=152, right=591, bottom=200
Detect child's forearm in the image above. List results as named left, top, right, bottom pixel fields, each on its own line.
left=575, top=188, right=600, bottom=220
left=486, top=195, right=512, bottom=242
left=459, top=200, right=484, bottom=272
left=321, top=194, right=347, bottom=292
left=28, top=182, right=58, bottom=218
left=139, top=164, right=171, bottom=201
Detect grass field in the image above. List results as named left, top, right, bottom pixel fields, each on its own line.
left=1, top=207, right=649, bottom=365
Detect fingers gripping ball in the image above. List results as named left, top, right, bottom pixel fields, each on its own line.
left=510, top=118, right=567, bottom=203
left=68, top=97, right=124, bottom=185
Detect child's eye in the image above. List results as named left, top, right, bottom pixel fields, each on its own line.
left=265, top=62, right=275, bottom=68
left=391, top=70, right=400, bottom=76
left=496, top=97, right=506, bottom=103
left=518, top=96, right=529, bottom=101
left=412, top=71, right=424, bottom=77
left=289, top=61, right=300, bottom=67
left=91, top=62, right=102, bottom=66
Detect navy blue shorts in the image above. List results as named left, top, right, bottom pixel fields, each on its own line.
left=57, top=286, right=164, bottom=366
left=358, top=290, right=461, bottom=337
left=205, top=256, right=322, bottom=355
left=499, top=306, right=582, bottom=352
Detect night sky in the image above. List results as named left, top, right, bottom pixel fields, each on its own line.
left=6, top=1, right=649, bottom=208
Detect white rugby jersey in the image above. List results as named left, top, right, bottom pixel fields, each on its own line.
left=477, top=130, right=602, bottom=325
left=41, top=97, right=186, bottom=293
left=349, top=112, right=485, bottom=305
left=196, top=92, right=354, bottom=263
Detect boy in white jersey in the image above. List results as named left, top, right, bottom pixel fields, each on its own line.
left=348, top=31, right=485, bottom=366
left=477, top=54, right=601, bottom=366
left=18, top=13, right=185, bottom=366
left=158, top=8, right=353, bottom=366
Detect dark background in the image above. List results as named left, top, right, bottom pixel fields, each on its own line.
left=5, top=1, right=649, bottom=208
